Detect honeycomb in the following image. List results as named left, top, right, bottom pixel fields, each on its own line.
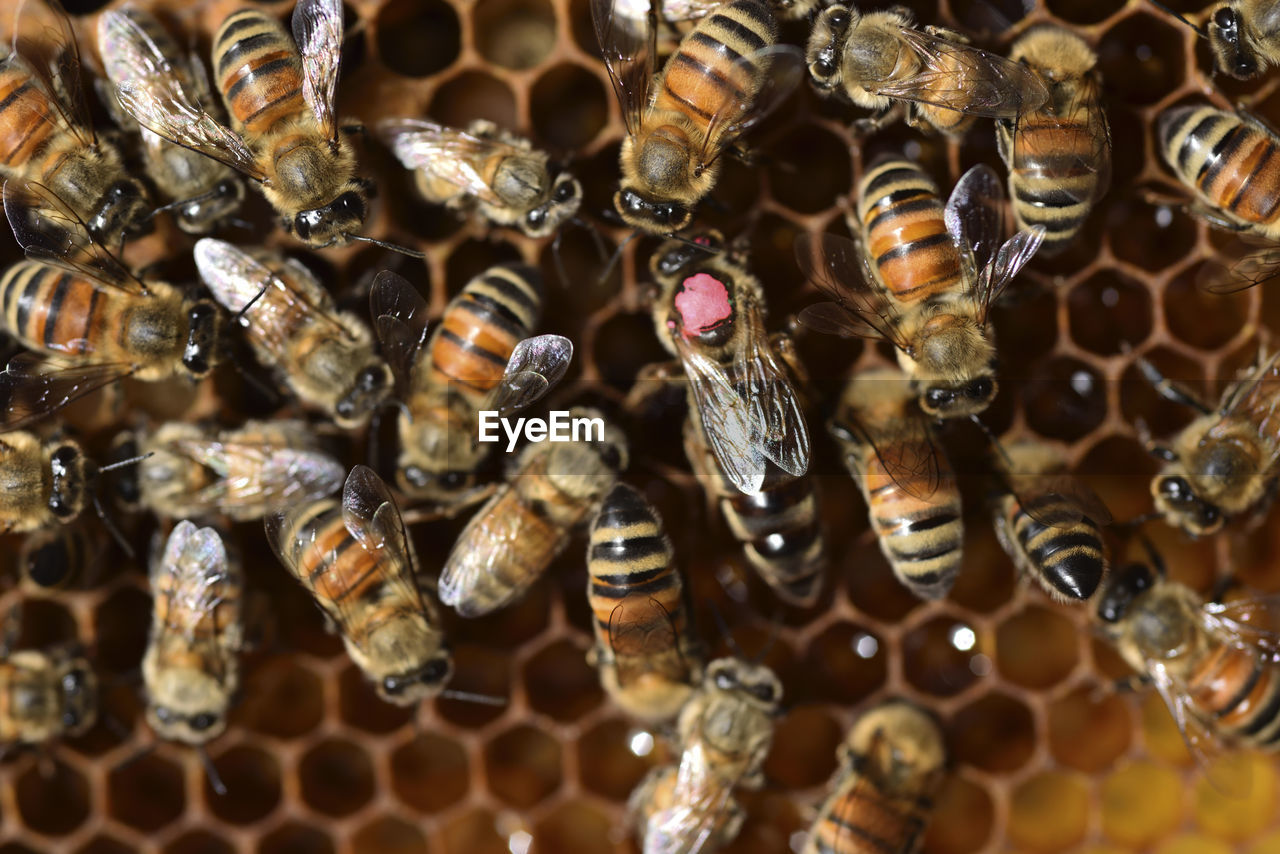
left=3, top=0, right=1280, bottom=850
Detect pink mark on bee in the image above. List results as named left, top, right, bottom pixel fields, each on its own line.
left=673, top=273, right=731, bottom=338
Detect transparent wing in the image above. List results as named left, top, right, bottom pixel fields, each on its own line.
left=10, top=0, right=93, bottom=144
left=484, top=335, right=574, bottom=416
left=174, top=439, right=346, bottom=517
left=645, top=743, right=738, bottom=854
left=944, top=163, right=1002, bottom=274
left=973, top=225, right=1045, bottom=321
left=155, top=520, right=232, bottom=645
left=369, top=269, right=430, bottom=392
left=1144, top=659, right=1249, bottom=798
left=1217, top=349, right=1280, bottom=436
left=1007, top=473, right=1113, bottom=528
left=376, top=119, right=513, bottom=205
left=608, top=595, right=690, bottom=686
left=591, top=0, right=656, bottom=137
left=793, top=232, right=910, bottom=349
left=292, top=0, right=343, bottom=139
left=0, top=353, right=133, bottom=430
left=1203, top=594, right=1280, bottom=660
left=698, top=45, right=806, bottom=167
left=866, top=419, right=943, bottom=503
left=1205, top=246, right=1280, bottom=294
left=1010, top=72, right=1111, bottom=203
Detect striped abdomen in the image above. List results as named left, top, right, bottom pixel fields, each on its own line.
left=213, top=10, right=306, bottom=137
left=0, top=63, right=60, bottom=177
left=1189, top=645, right=1280, bottom=749
left=807, top=780, right=929, bottom=854
left=0, top=261, right=119, bottom=362
left=1005, top=105, right=1104, bottom=255
left=857, top=160, right=964, bottom=304
left=152, top=561, right=242, bottom=654
left=722, top=475, right=826, bottom=606
left=1003, top=499, right=1105, bottom=601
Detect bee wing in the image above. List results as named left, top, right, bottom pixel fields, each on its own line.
left=174, top=439, right=346, bottom=517
left=1214, top=349, right=1280, bottom=442
left=341, top=465, right=414, bottom=572
left=376, top=119, right=514, bottom=206
left=1009, top=73, right=1111, bottom=203
left=1006, top=473, right=1113, bottom=528
left=645, top=742, right=739, bottom=854
left=944, top=163, right=1003, bottom=273
left=292, top=0, right=343, bottom=140
left=369, top=269, right=431, bottom=392
left=698, top=45, right=806, bottom=166
left=972, top=224, right=1044, bottom=321
left=834, top=405, right=943, bottom=501
left=793, top=232, right=910, bottom=349
left=0, top=353, right=133, bottom=430
left=154, top=521, right=233, bottom=646
left=1203, top=244, right=1280, bottom=294
left=1203, top=594, right=1280, bottom=660
left=608, top=595, right=690, bottom=686
left=591, top=0, right=656, bottom=137
left=485, top=335, right=575, bottom=416
left=875, top=27, right=1049, bottom=118
left=9, top=0, right=94, bottom=145
left=1144, top=659, right=1251, bottom=798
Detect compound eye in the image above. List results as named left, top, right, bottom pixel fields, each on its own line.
left=815, top=57, right=836, bottom=76
left=440, top=470, right=468, bottom=489
left=358, top=366, right=384, bottom=392
left=599, top=444, right=622, bottom=470
left=335, top=399, right=355, bottom=419
left=190, top=713, right=216, bottom=731
left=52, top=446, right=79, bottom=470
left=1214, top=7, right=1236, bottom=29
left=332, top=191, right=365, bottom=221
left=404, top=466, right=429, bottom=488
left=967, top=378, right=994, bottom=400
left=382, top=675, right=405, bottom=696
left=553, top=181, right=576, bottom=202
left=154, top=705, right=175, bottom=724
left=827, top=9, right=848, bottom=27
left=526, top=207, right=546, bottom=228
left=620, top=190, right=645, bottom=214
left=925, top=387, right=953, bottom=409
left=1159, top=476, right=1192, bottom=503
left=215, top=179, right=238, bottom=198
left=63, top=670, right=84, bottom=691
left=714, top=669, right=735, bottom=691
left=421, top=658, right=450, bottom=684
left=751, top=683, right=777, bottom=703
left=1200, top=504, right=1221, bottom=526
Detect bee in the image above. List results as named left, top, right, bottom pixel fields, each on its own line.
left=1135, top=347, right=1280, bottom=537
left=995, top=26, right=1111, bottom=257
left=830, top=367, right=963, bottom=601
left=0, top=0, right=151, bottom=249
left=266, top=465, right=453, bottom=706
left=143, top=520, right=243, bottom=752
left=112, top=419, right=345, bottom=522
left=803, top=699, right=947, bottom=854
left=629, top=657, right=782, bottom=853
left=1204, top=0, right=1280, bottom=80
left=795, top=161, right=1044, bottom=420
left=805, top=5, right=1048, bottom=136
left=0, top=430, right=91, bottom=535
left=586, top=482, right=704, bottom=723
left=194, top=239, right=392, bottom=428
left=377, top=119, right=582, bottom=239
left=112, top=0, right=376, bottom=248
left=369, top=267, right=573, bottom=506
left=990, top=438, right=1112, bottom=602
left=439, top=407, right=628, bottom=617
left=592, top=0, right=803, bottom=233
left=96, top=8, right=246, bottom=235
left=0, top=611, right=96, bottom=750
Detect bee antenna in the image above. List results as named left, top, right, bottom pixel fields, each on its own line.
left=197, top=746, right=228, bottom=796
left=343, top=233, right=426, bottom=259
left=1114, top=511, right=1161, bottom=531
left=115, top=741, right=156, bottom=773
left=969, top=414, right=1012, bottom=468
left=232, top=284, right=270, bottom=325
left=440, top=688, right=508, bottom=706
left=97, top=451, right=153, bottom=474
left=1147, top=0, right=1208, bottom=37
left=598, top=230, right=639, bottom=287
left=707, top=599, right=748, bottom=660
left=144, top=186, right=221, bottom=221
left=571, top=216, right=610, bottom=264
left=1136, top=533, right=1168, bottom=577
left=91, top=494, right=135, bottom=561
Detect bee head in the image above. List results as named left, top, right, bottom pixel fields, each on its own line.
left=58, top=659, right=97, bottom=736
left=90, top=179, right=153, bottom=245
left=378, top=655, right=454, bottom=705
left=523, top=174, right=583, bottom=238
left=1208, top=5, right=1260, bottom=79
left=919, top=377, right=995, bottom=418
left=291, top=188, right=369, bottom=247
left=176, top=178, right=246, bottom=235
left=182, top=300, right=222, bottom=379
left=397, top=462, right=479, bottom=503
left=806, top=5, right=853, bottom=89
left=707, top=658, right=782, bottom=711
left=652, top=231, right=724, bottom=280
left=47, top=442, right=89, bottom=521
left=1152, top=471, right=1224, bottom=536
left=614, top=187, right=692, bottom=234
left=1096, top=561, right=1155, bottom=624
left=334, top=362, right=393, bottom=428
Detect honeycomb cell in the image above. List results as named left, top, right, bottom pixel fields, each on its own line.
left=73, top=836, right=131, bottom=854
left=991, top=286, right=1059, bottom=364
left=996, top=605, right=1079, bottom=690
left=765, top=123, right=852, bottom=215
left=577, top=718, right=654, bottom=801
left=299, top=738, right=376, bottom=817
left=925, top=774, right=995, bottom=854
left=11, top=596, right=77, bottom=649
left=237, top=658, right=325, bottom=738
left=948, top=524, right=1018, bottom=615
left=474, top=0, right=556, bottom=69
left=1140, top=689, right=1195, bottom=767
left=531, top=64, right=608, bottom=150
left=483, top=724, right=563, bottom=808
left=1100, top=760, right=1183, bottom=847
left=391, top=732, right=470, bottom=812
left=376, top=0, right=461, bottom=77
left=846, top=540, right=924, bottom=624
left=1249, top=831, right=1280, bottom=854
left=258, top=822, right=335, bottom=854
left=800, top=622, right=887, bottom=706
left=902, top=617, right=987, bottom=698
left=1097, top=14, right=1186, bottom=105
left=1107, top=199, right=1197, bottom=273
left=1077, top=434, right=1160, bottom=526
left=339, top=663, right=415, bottom=733
left=950, top=691, right=1036, bottom=774
left=206, top=745, right=283, bottom=825
left=429, top=72, right=518, bottom=130
left=764, top=705, right=842, bottom=789
left=441, top=809, right=509, bottom=854
left=163, top=830, right=236, bottom=854
left=1007, top=771, right=1092, bottom=852
left=1048, top=685, right=1131, bottom=773
left=92, top=586, right=151, bottom=673
left=1119, top=345, right=1207, bottom=439
left=1022, top=357, right=1108, bottom=441
left=534, top=800, right=614, bottom=854
left=352, top=815, right=431, bottom=854
left=1194, top=753, right=1277, bottom=841
left=434, top=645, right=511, bottom=729
left=1068, top=270, right=1154, bottom=355
left=1158, top=835, right=1234, bottom=854
left=15, top=761, right=90, bottom=835
left=950, top=0, right=1031, bottom=34
left=523, top=638, right=603, bottom=721
left=1164, top=261, right=1250, bottom=350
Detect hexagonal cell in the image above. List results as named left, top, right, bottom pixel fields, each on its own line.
left=948, top=523, right=1017, bottom=614
left=1044, top=0, right=1116, bottom=26
left=441, top=809, right=508, bottom=854
left=764, top=705, right=842, bottom=789
left=950, top=0, right=1031, bottom=34
left=429, top=72, right=517, bottom=130
left=73, top=836, right=132, bottom=854
left=93, top=585, right=151, bottom=673
left=1100, top=760, right=1184, bottom=847
left=531, top=64, right=608, bottom=150
left=1119, top=346, right=1209, bottom=438
left=339, top=664, right=415, bottom=734
left=1077, top=435, right=1161, bottom=527
left=996, top=604, right=1080, bottom=690
left=991, top=286, right=1059, bottom=366
left=1194, top=753, right=1277, bottom=841
left=950, top=691, right=1036, bottom=774
left=800, top=622, right=887, bottom=706
left=483, top=724, right=563, bottom=808
left=577, top=717, right=655, bottom=801
left=925, top=773, right=995, bottom=854
left=1069, top=270, right=1154, bottom=355
left=1022, top=356, right=1108, bottom=441
left=902, top=617, right=987, bottom=698
left=845, top=539, right=923, bottom=624
left=1097, top=14, right=1187, bottom=105
left=376, top=0, right=461, bottom=77
left=163, top=830, right=235, bottom=854
left=107, top=751, right=185, bottom=832
left=1158, top=835, right=1234, bottom=854
left=299, top=738, right=376, bottom=818
left=15, top=760, right=89, bottom=835
left=765, top=124, right=851, bottom=215
left=1164, top=261, right=1250, bottom=350
left=10, top=596, right=78, bottom=649
left=390, top=732, right=470, bottom=813
left=1048, top=684, right=1131, bottom=773
left=352, top=815, right=430, bottom=854
left=1107, top=200, right=1198, bottom=274
left=474, top=0, right=555, bottom=69
left=1141, top=688, right=1195, bottom=768
left=258, top=822, right=335, bottom=854
left=206, top=745, right=282, bottom=825
left=523, top=639, right=603, bottom=721
left=434, top=644, right=511, bottom=729
left=534, top=800, right=613, bottom=854
left=1008, top=770, right=1091, bottom=852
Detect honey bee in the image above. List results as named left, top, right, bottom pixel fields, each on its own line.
left=369, top=267, right=573, bottom=506
left=829, top=366, right=963, bottom=601
left=642, top=233, right=823, bottom=606
left=0, top=430, right=91, bottom=534
left=995, top=26, right=1111, bottom=257
left=439, top=407, right=628, bottom=617
left=1135, top=348, right=1280, bottom=537
left=592, top=0, right=803, bottom=233
left=1204, top=0, right=1280, bottom=79
left=96, top=8, right=246, bottom=235
left=112, top=0, right=376, bottom=248
left=629, top=657, right=781, bottom=853
left=805, top=5, right=1049, bottom=136
left=990, top=438, right=1112, bottom=603
left=0, top=612, right=96, bottom=750
left=377, top=119, right=582, bottom=239
left=113, top=420, right=345, bottom=522
left=0, top=0, right=151, bottom=249
left=194, top=239, right=392, bottom=428
left=266, top=465, right=453, bottom=706
left=143, top=520, right=243, bottom=752
left=795, top=161, right=1044, bottom=420
left=586, top=482, right=704, bottom=723
left=803, top=699, right=947, bottom=854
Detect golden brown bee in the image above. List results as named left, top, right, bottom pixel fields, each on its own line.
left=377, top=119, right=582, bottom=239
left=803, top=699, right=947, bottom=854
left=641, top=233, right=824, bottom=606
left=1204, top=0, right=1280, bottom=79
left=0, top=430, right=91, bottom=535
left=369, top=267, right=573, bottom=506
left=0, top=0, right=151, bottom=249
left=629, top=657, right=782, bottom=852
left=592, top=0, right=803, bottom=233
left=113, top=420, right=345, bottom=522
left=830, top=367, right=963, bottom=601
left=796, top=160, right=1044, bottom=420
left=805, top=5, right=1048, bottom=136
left=266, top=466, right=453, bottom=707
left=113, top=0, right=375, bottom=248
left=586, top=482, right=704, bottom=723
left=143, top=521, right=243, bottom=750
left=990, top=438, right=1111, bottom=603
left=194, top=239, right=391, bottom=428
left=96, top=8, right=246, bottom=235
left=439, top=407, right=628, bottom=617
left=0, top=612, right=96, bottom=750
left=996, top=26, right=1110, bottom=257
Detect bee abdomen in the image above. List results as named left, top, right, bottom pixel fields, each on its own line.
left=1160, top=105, right=1280, bottom=229
left=1009, top=123, right=1100, bottom=253
left=655, top=0, right=775, bottom=124
left=213, top=10, right=305, bottom=136
left=1013, top=512, right=1105, bottom=601
left=429, top=264, right=541, bottom=395
left=0, top=69, right=58, bottom=171
left=1191, top=646, right=1280, bottom=747
left=870, top=486, right=963, bottom=600
left=723, top=476, right=825, bottom=605
left=811, top=786, right=926, bottom=854
left=0, top=262, right=102, bottom=358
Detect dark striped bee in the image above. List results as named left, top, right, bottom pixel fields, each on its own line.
left=266, top=466, right=453, bottom=707
left=830, top=366, right=963, bottom=601
left=996, top=26, right=1110, bottom=257
left=96, top=8, right=245, bottom=235
left=586, top=482, right=704, bottom=723
left=0, top=0, right=151, bottom=249
left=796, top=160, right=1044, bottom=420
left=641, top=232, right=824, bottom=606
left=194, top=239, right=391, bottom=428
left=803, top=699, right=947, bottom=854
left=0, top=430, right=91, bottom=535
left=592, top=0, right=803, bottom=233
left=369, top=267, right=573, bottom=506
left=805, top=5, right=1048, bottom=136
left=0, top=610, right=96, bottom=751
left=112, top=0, right=375, bottom=248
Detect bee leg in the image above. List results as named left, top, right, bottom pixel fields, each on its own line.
left=922, top=23, right=969, bottom=43
left=719, top=799, right=747, bottom=843
left=1133, top=355, right=1214, bottom=415
left=1134, top=417, right=1178, bottom=462
left=625, top=361, right=683, bottom=417
left=850, top=104, right=900, bottom=137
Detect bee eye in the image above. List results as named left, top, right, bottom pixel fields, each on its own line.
left=420, top=658, right=450, bottom=684
left=1199, top=504, right=1221, bottom=525
left=441, top=471, right=468, bottom=489
left=153, top=705, right=175, bottom=724
left=382, top=675, right=405, bottom=695
left=966, top=378, right=994, bottom=400
left=358, top=366, right=384, bottom=392
left=553, top=181, right=575, bottom=202
left=52, top=446, right=79, bottom=470
left=404, top=466, right=429, bottom=488
left=62, top=670, right=84, bottom=691
left=190, top=713, right=216, bottom=731
left=1214, top=7, right=1236, bottom=29
left=925, top=387, right=953, bottom=409
left=215, top=179, right=237, bottom=198
left=335, top=399, right=355, bottom=418
left=751, top=683, right=777, bottom=703
left=1159, top=476, right=1192, bottom=503
left=62, top=710, right=80, bottom=727
left=827, top=9, right=849, bottom=28
left=526, top=207, right=546, bottom=228
left=331, top=191, right=365, bottom=221
left=620, top=190, right=645, bottom=214
left=599, top=444, right=622, bottom=470
left=714, top=670, right=735, bottom=691
left=814, top=57, right=836, bottom=76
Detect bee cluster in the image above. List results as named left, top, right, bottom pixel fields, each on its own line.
left=3, top=0, right=1280, bottom=851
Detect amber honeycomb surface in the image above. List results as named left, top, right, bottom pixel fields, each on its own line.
left=4, top=0, right=1280, bottom=851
